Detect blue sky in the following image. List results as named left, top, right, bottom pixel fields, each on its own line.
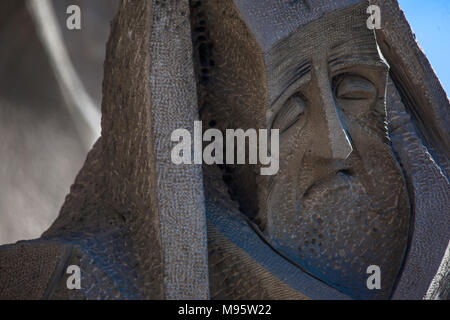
left=398, top=0, right=450, bottom=95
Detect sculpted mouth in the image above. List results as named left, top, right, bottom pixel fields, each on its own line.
left=302, top=169, right=353, bottom=200
left=267, top=168, right=354, bottom=203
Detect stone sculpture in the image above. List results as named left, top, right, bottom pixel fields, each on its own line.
left=0, top=0, right=448, bottom=300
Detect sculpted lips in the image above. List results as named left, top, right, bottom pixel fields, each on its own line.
left=301, top=169, right=353, bottom=200
left=267, top=167, right=355, bottom=203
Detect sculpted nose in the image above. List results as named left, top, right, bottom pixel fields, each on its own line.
left=309, top=63, right=353, bottom=160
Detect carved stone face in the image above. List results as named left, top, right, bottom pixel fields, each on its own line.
left=194, top=1, right=411, bottom=299
left=262, top=11, right=410, bottom=298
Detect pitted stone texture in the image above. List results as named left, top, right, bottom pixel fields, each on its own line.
left=0, top=230, right=159, bottom=300
left=194, top=0, right=410, bottom=299
left=1, top=0, right=165, bottom=300
left=48, top=231, right=152, bottom=300
left=0, top=242, right=63, bottom=299
left=425, top=242, right=450, bottom=300
left=233, top=0, right=364, bottom=52
left=386, top=78, right=450, bottom=300
left=1, top=0, right=209, bottom=300
left=208, top=225, right=309, bottom=300
left=373, top=0, right=450, bottom=175
left=150, top=0, right=209, bottom=299
left=46, top=0, right=165, bottom=299
left=0, top=0, right=448, bottom=301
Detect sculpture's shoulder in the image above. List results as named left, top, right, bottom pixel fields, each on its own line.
left=0, top=240, right=72, bottom=299
left=0, top=230, right=158, bottom=300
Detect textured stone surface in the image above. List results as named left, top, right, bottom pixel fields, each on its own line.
left=1, top=0, right=165, bottom=300
left=0, top=0, right=209, bottom=300
left=0, top=241, right=66, bottom=299
left=386, top=78, right=450, bottom=299
left=371, top=0, right=450, bottom=299
left=233, top=0, right=363, bottom=52
left=425, top=242, right=450, bottom=300
left=0, top=0, right=448, bottom=300
left=373, top=0, right=449, bottom=175
left=194, top=0, right=411, bottom=299
left=150, top=0, right=209, bottom=300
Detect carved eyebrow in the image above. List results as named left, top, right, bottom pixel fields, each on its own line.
left=329, top=32, right=378, bottom=54
left=269, top=61, right=311, bottom=110
left=328, top=56, right=388, bottom=74
left=327, top=36, right=388, bottom=72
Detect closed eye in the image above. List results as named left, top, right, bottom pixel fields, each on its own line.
left=272, top=94, right=307, bottom=133
left=334, top=75, right=376, bottom=100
